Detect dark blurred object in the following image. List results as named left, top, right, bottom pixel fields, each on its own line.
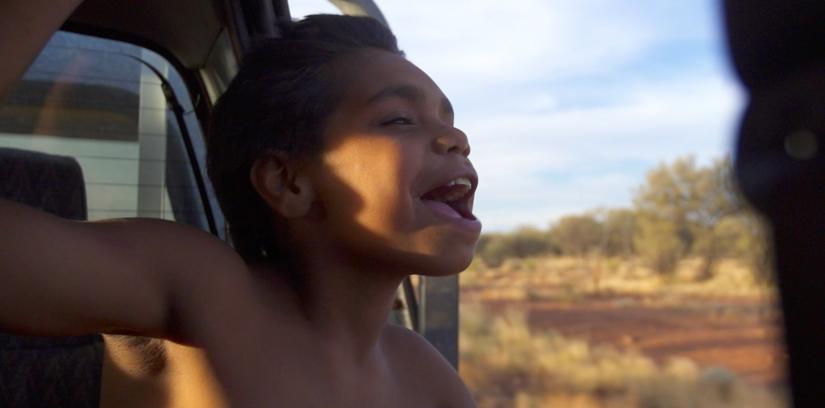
left=0, top=147, right=103, bottom=408
left=725, top=1, right=825, bottom=406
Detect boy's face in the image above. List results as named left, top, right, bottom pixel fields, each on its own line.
left=306, top=48, right=481, bottom=275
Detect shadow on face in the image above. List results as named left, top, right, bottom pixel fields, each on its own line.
left=289, top=49, right=481, bottom=278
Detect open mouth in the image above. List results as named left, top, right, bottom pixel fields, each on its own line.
left=420, top=177, right=477, bottom=221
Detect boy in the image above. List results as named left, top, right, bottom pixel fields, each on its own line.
left=0, top=1, right=480, bottom=407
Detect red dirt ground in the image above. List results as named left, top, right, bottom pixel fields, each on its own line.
left=462, top=291, right=787, bottom=387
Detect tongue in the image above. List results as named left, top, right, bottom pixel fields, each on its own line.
left=422, top=199, right=463, bottom=219
left=421, top=184, right=468, bottom=201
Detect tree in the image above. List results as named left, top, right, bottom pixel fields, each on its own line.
left=602, top=209, right=637, bottom=258
left=475, top=227, right=554, bottom=267
left=508, top=226, right=555, bottom=258
left=634, top=215, right=685, bottom=274
left=741, top=214, right=773, bottom=284
left=633, top=156, right=738, bottom=276
left=549, top=213, right=604, bottom=257
left=713, top=212, right=774, bottom=283
left=687, top=157, right=741, bottom=278
left=475, top=233, right=511, bottom=267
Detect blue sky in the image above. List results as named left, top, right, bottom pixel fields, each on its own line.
left=290, top=0, right=745, bottom=231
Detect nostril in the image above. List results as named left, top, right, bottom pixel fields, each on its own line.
left=447, top=142, right=470, bottom=157
left=436, top=138, right=470, bottom=156
left=434, top=126, right=470, bottom=156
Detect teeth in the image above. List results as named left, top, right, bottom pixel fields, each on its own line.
left=422, top=176, right=474, bottom=203
left=447, top=177, right=473, bottom=189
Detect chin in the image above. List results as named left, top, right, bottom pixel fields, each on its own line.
left=416, top=247, right=476, bottom=277
left=344, top=223, right=480, bottom=276
left=370, top=242, right=473, bottom=277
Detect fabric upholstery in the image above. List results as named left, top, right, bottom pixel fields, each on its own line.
left=0, top=147, right=103, bottom=408
left=0, top=147, right=87, bottom=220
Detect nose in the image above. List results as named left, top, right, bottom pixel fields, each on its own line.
left=434, top=126, right=471, bottom=157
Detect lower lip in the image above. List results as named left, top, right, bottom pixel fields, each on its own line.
left=420, top=199, right=482, bottom=234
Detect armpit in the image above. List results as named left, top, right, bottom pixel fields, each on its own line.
left=104, top=334, right=168, bottom=376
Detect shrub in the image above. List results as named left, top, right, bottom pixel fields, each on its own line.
left=460, top=304, right=786, bottom=408
left=477, top=227, right=555, bottom=267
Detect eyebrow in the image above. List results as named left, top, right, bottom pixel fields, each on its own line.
left=366, top=84, right=454, bottom=116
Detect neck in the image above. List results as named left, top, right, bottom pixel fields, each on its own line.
left=288, top=243, right=407, bottom=365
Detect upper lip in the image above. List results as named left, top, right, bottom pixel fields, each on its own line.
left=418, top=167, right=479, bottom=199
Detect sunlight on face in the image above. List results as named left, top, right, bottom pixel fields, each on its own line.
left=309, top=49, right=481, bottom=275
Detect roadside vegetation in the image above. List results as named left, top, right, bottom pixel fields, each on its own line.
left=460, top=304, right=786, bottom=408
left=459, top=156, right=786, bottom=407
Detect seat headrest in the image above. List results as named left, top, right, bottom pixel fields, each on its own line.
left=0, top=147, right=87, bottom=221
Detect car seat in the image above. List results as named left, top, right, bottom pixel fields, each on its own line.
left=0, top=147, right=103, bottom=408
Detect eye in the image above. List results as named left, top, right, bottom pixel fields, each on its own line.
left=381, top=116, right=414, bottom=126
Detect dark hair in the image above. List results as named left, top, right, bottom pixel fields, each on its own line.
left=207, top=14, right=402, bottom=264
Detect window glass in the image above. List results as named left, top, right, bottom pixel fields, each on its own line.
left=0, top=32, right=212, bottom=231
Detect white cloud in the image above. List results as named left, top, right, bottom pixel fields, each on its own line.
left=383, top=0, right=660, bottom=88
left=468, top=75, right=745, bottom=231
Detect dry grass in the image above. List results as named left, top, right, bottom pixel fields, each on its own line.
left=459, top=303, right=787, bottom=408
left=459, top=256, right=785, bottom=407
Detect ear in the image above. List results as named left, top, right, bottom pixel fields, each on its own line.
left=250, top=151, right=316, bottom=219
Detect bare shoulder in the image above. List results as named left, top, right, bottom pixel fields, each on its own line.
left=382, top=324, right=477, bottom=408
left=107, top=217, right=303, bottom=323
left=90, top=218, right=253, bottom=341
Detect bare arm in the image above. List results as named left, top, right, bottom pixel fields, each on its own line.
left=0, top=199, right=247, bottom=342
left=0, top=0, right=84, bottom=99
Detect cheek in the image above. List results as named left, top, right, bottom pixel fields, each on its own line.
left=315, top=135, right=477, bottom=273
left=319, top=136, right=420, bottom=237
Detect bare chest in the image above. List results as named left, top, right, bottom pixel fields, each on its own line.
left=100, top=337, right=435, bottom=408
